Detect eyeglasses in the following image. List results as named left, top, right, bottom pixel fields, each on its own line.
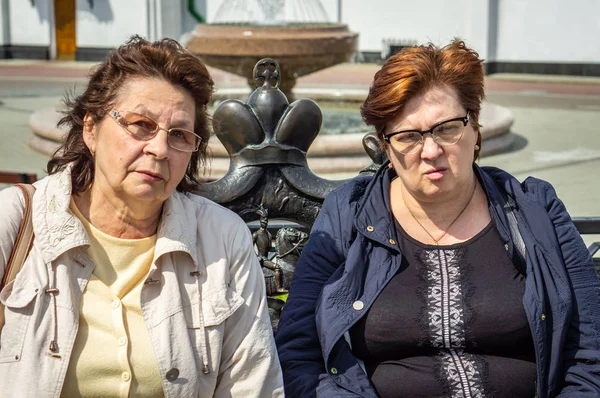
left=109, top=110, right=201, bottom=152
left=384, top=112, right=470, bottom=154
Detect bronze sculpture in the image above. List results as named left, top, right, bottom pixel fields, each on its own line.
left=252, top=208, right=287, bottom=295
left=195, top=58, right=384, bottom=326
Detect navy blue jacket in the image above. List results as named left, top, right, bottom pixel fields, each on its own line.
left=275, top=163, right=600, bottom=397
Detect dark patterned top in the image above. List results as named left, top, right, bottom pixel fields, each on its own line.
left=349, top=221, right=537, bottom=397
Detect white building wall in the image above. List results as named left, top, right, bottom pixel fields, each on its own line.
left=465, top=0, right=494, bottom=62
left=342, top=0, right=475, bottom=54
left=495, top=0, right=600, bottom=63
left=76, top=0, right=147, bottom=48
left=0, top=0, right=9, bottom=46
left=203, top=0, right=490, bottom=58
left=158, top=0, right=184, bottom=40
left=9, top=0, right=51, bottom=46
left=2, top=0, right=599, bottom=65
left=182, top=0, right=207, bottom=35
left=76, top=0, right=184, bottom=48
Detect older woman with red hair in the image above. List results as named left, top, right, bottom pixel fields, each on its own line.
left=276, top=39, right=600, bottom=397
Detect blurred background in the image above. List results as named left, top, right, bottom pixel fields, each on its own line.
left=0, top=0, right=598, bottom=249
left=1, top=0, right=598, bottom=74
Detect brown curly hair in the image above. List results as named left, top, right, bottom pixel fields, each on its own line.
left=47, top=35, right=214, bottom=193
left=360, top=39, right=485, bottom=159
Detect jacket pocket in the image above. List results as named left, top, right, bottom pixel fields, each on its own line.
left=183, top=285, right=245, bottom=376
left=183, top=284, right=244, bottom=328
left=0, top=280, right=38, bottom=363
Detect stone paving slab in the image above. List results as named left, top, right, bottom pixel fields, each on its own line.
left=1, top=60, right=600, bottom=95
left=0, top=97, right=57, bottom=190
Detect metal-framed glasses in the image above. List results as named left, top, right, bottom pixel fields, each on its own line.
left=110, top=110, right=201, bottom=152
left=384, top=112, right=470, bottom=154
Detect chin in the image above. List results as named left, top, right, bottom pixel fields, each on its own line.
left=129, top=185, right=167, bottom=202
left=421, top=181, right=453, bottom=197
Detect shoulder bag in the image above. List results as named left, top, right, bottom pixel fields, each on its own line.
left=0, top=183, right=36, bottom=331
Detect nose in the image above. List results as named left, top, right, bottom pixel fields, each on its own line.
left=144, top=128, right=170, bottom=159
left=420, top=133, right=443, bottom=159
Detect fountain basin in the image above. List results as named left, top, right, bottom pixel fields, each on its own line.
left=28, top=89, right=514, bottom=177
left=186, top=23, right=358, bottom=97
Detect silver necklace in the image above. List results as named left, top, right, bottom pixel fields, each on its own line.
left=403, top=180, right=477, bottom=245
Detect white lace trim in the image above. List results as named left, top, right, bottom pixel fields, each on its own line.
left=423, top=248, right=485, bottom=398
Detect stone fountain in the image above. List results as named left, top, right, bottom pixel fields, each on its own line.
left=28, top=75, right=516, bottom=178
left=27, top=0, right=515, bottom=176
left=185, top=0, right=358, bottom=99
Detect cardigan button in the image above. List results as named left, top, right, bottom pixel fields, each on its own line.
left=330, top=367, right=338, bottom=375
left=352, top=301, right=364, bottom=310
left=366, top=226, right=374, bottom=232
left=541, top=313, right=546, bottom=321
left=166, top=368, right=180, bottom=382
left=389, top=238, right=396, bottom=245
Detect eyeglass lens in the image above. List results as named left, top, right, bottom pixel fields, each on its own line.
left=390, top=119, right=466, bottom=154
left=115, top=111, right=199, bottom=152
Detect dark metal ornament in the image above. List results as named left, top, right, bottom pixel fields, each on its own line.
left=194, top=58, right=362, bottom=226
left=194, top=58, right=386, bottom=329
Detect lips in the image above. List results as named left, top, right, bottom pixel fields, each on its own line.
left=137, top=170, right=164, bottom=181
left=424, top=167, right=447, bottom=180
left=424, top=167, right=446, bottom=175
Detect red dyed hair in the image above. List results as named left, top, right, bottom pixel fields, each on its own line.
left=360, top=39, right=485, bottom=159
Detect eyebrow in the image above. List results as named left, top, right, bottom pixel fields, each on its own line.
left=129, top=105, right=155, bottom=118
left=128, top=106, right=195, bottom=129
left=392, top=114, right=464, bottom=133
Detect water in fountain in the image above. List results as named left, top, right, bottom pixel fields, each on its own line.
left=214, top=0, right=330, bottom=25
left=208, top=97, right=366, bottom=136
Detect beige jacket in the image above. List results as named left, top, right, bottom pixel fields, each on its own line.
left=0, top=166, right=284, bottom=397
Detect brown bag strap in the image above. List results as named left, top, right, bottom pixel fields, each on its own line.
left=1, top=184, right=36, bottom=291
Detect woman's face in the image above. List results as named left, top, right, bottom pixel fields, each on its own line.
left=83, top=77, right=195, bottom=207
left=384, top=85, right=478, bottom=203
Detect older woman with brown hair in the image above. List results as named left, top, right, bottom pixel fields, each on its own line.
left=275, top=39, right=600, bottom=397
left=0, top=36, right=283, bottom=397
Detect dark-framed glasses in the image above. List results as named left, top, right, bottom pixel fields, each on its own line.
left=110, top=110, right=201, bottom=152
left=384, top=112, right=470, bottom=154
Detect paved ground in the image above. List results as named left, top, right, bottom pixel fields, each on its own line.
left=0, top=60, right=599, bottom=248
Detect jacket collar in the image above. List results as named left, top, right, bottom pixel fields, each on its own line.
left=353, top=161, right=514, bottom=251
left=353, top=161, right=401, bottom=253
left=473, top=163, right=514, bottom=246
left=155, top=191, right=199, bottom=267
left=33, top=165, right=197, bottom=266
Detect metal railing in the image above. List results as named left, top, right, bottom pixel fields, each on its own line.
left=249, top=217, right=600, bottom=273
left=573, top=217, right=600, bottom=275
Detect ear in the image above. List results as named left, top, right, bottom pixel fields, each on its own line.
left=82, top=113, right=97, bottom=155
left=474, top=130, right=482, bottom=160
